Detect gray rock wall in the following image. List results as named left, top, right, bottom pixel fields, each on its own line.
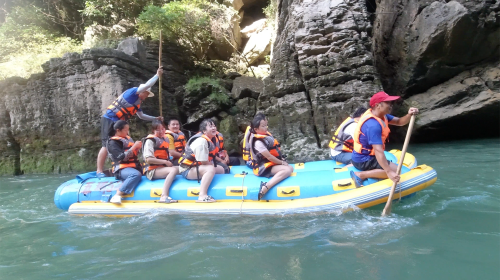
left=0, top=41, right=191, bottom=175
left=262, top=0, right=382, bottom=161
left=372, top=0, right=500, bottom=141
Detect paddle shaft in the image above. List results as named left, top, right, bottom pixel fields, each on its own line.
left=158, top=31, right=163, bottom=117
left=382, top=114, right=416, bottom=216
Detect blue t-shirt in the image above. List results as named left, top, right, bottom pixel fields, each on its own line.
left=103, top=87, right=142, bottom=121
left=351, top=114, right=394, bottom=163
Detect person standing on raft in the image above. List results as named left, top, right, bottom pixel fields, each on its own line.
left=107, top=120, right=143, bottom=204
left=96, top=67, right=164, bottom=176
left=248, top=114, right=293, bottom=200
left=164, top=118, right=186, bottom=166
left=178, top=119, right=225, bottom=202
left=329, top=107, right=367, bottom=164
left=142, top=120, right=179, bottom=203
left=350, top=92, right=419, bottom=188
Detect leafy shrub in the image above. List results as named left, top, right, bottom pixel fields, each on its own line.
left=0, top=18, right=82, bottom=80
left=82, top=0, right=168, bottom=25
left=263, top=0, right=278, bottom=30
left=137, top=0, right=237, bottom=60
left=185, top=76, right=230, bottom=105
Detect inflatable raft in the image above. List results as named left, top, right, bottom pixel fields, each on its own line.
left=54, top=151, right=436, bottom=216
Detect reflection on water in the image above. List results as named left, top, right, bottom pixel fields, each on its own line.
left=0, top=139, right=499, bottom=279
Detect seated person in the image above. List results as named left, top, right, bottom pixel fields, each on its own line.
left=178, top=119, right=225, bottom=202
left=213, top=129, right=241, bottom=170
left=248, top=114, right=293, bottom=200
left=329, top=107, right=367, bottom=164
left=142, top=120, right=179, bottom=203
left=350, top=91, right=419, bottom=188
left=242, top=113, right=265, bottom=168
left=164, top=118, right=186, bottom=166
left=107, top=120, right=143, bottom=204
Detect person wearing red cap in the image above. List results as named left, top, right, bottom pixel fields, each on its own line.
left=350, top=91, right=419, bottom=188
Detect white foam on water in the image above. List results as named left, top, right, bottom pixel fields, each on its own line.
left=399, top=194, right=430, bottom=209
left=436, top=194, right=489, bottom=212
left=120, top=241, right=194, bottom=264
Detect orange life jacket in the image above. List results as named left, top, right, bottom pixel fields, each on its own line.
left=329, top=117, right=356, bottom=153
left=215, top=131, right=224, bottom=152
left=249, top=132, right=283, bottom=176
left=165, top=130, right=186, bottom=154
left=178, top=134, right=218, bottom=167
left=142, top=134, right=170, bottom=172
left=106, top=93, right=141, bottom=121
left=353, top=109, right=391, bottom=156
left=108, top=135, right=141, bottom=173
left=242, top=126, right=251, bottom=161
left=192, top=131, right=222, bottom=156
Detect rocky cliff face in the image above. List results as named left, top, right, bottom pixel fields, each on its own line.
left=1, top=0, right=498, bottom=175
left=261, top=0, right=382, bottom=161
left=0, top=40, right=192, bottom=175
left=372, top=0, right=500, bottom=141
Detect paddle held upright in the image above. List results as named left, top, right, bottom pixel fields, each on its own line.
left=382, top=114, right=416, bottom=216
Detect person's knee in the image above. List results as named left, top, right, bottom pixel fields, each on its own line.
left=130, top=170, right=143, bottom=181
left=203, top=165, right=215, bottom=175
left=285, top=166, right=293, bottom=176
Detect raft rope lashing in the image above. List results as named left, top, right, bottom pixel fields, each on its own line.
left=239, top=171, right=247, bottom=214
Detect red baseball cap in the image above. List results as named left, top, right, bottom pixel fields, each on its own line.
left=370, top=91, right=401, bottom=107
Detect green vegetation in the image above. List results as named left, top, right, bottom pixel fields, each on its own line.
left=0, top=2, right=84, bottom=80
left=0, top=30, right=82, bottom=79
left=263, top=0, right=278, bottom=31
left=185, top=76, right=230, bottom=105
left=82, top=0, right=167, bottom=26
left=0, top=0, right=237, bottom=80
left=137, top=0, right=236, bottom=60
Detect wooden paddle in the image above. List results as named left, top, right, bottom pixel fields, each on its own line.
left=382, top=114, right=416, bottom=216
left=158, top=30, right=163, bottom=117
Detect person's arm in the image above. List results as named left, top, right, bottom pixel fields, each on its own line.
left=136, top=111, right=158, bottom=121
left=255, top=141, right=287, bottom=165
left=222, top=150, right=229, bottom=164
left=108, top=140, right=141, bottom=162
left=373, top=144, right=399, bottom=183
left=260, top=150, right=288, bottom=166
left=137, top=68, right=164, bottom=93
left=389, top=108, right=419, bottom=126
left=143, top=139, right=169, bottom=166
left=192, top=138, right=210, bottom=164
left=167, top=135, right=182, bottom=158
left=108, top=140, right=126, bottom=162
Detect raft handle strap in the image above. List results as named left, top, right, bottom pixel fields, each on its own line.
left=191, top=191, right=200, bottom=195
left=281, top=190, right=295, bottom=195
left=239, top=171, right=247, bottom=214
left=99, top=180, right=121, bottom=190
left=338, top=182, right=352, bottom=187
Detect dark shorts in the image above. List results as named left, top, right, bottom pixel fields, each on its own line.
left=259, top=166, right=273, bottom=178
left=331, top=151, right=352, bottom=165
left=101, top=116, right=116, bottom=147
left=352, top=157, right=391, bottom=171
left=228, top=157, right=241, bottom=166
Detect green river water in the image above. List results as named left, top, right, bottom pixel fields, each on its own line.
left=0, top=138, right=499, bottom=279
